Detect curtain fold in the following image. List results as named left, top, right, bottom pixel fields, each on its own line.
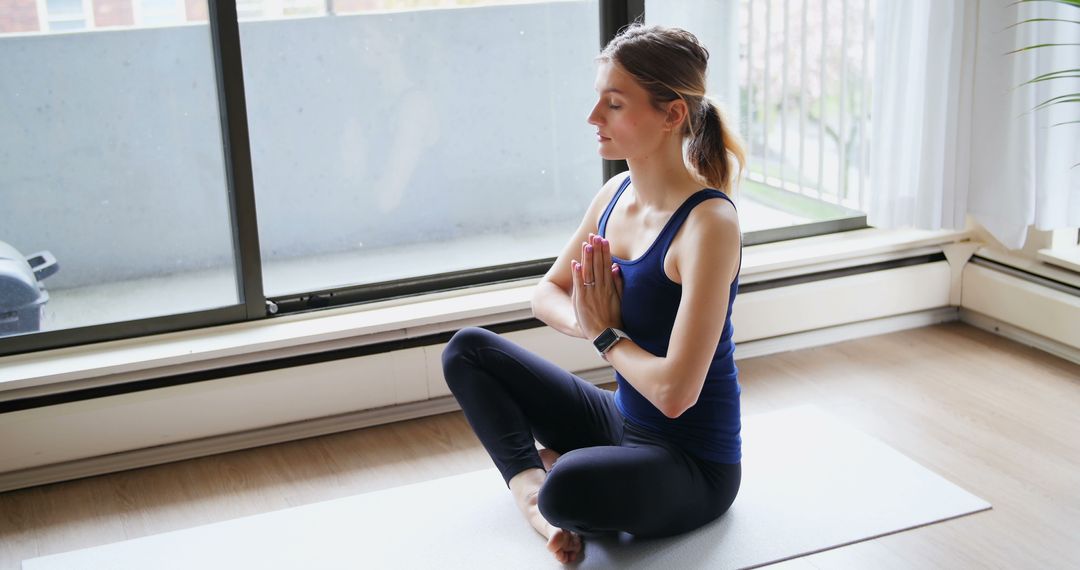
left=870, top=0, right=1079, bottom=249
left=869, top=0, right=975, bottom=232
left=967, top=0, right=1080, bottom=249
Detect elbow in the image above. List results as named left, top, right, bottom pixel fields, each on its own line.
left=661, top=395, right=696, bottom=419
left=529, top=286, right=545, bottom=318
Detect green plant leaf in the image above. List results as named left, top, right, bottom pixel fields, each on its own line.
left=1006, top=43, right=1080, bottom=55
left=1033, top=95, right=1080, bottom=110
left=1012, top=0, right=1080, bottom=8
left=1028, top=69, right=1080, bottom=81
left=1007, top=18, right=1080, bottom=29
left=1022, top=74, right=1080, bottom=87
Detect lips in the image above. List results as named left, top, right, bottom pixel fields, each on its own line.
left=597, top=133, right=611, bottom=141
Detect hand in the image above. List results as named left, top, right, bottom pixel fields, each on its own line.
left=571, top=233, right=624, bottom=340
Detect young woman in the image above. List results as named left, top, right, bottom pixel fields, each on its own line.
left=442, top=23, right=745, bottom=565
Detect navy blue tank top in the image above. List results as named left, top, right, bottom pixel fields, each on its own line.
left=598, top=176, right=742, bottom=464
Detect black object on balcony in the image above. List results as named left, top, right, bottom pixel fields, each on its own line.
left=0, top=241, right=59, bottom=336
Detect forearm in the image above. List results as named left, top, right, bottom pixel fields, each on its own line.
left=603, top=341, right=693, bottom=419
left=531, top=281, right=585, bottom=338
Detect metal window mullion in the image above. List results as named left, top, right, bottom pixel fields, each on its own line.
left=780, top=0, right=789, bottom=193
left=746, top=0, right=754, bottom=176
left=600, top=0, right=643, bottom=183
left=763, top=0, right=771, bottom=184
left=209, top=0, right=267, bottom=320
left=838, top=0, right=847, bottom=207
left=817, top=0, right=826, bottom=200
left=799, top=0, right=807, bottom=194
left=859, top=0, right=870, bottom=211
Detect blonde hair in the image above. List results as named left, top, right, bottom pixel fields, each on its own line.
left=598, top=23, right=746, bottom=194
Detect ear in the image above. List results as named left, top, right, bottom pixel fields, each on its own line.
left=662, top=99, right=690, bottom=133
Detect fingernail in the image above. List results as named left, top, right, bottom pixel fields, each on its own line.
left=585, top=244, right=593, bottom=253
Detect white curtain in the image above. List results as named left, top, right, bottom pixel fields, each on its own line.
left=967, top=0, right=1080, bottom=248
left=870, top=0, right=1080, bottom=249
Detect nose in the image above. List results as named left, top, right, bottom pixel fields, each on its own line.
left=587, top=100, right=603, bottom=127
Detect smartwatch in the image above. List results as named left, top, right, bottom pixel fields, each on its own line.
left=592, top=327, right=629, bottom=359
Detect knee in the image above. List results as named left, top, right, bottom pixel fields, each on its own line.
left=536, top=453, right=599, bottom=531
left=441, top=327, right=496, bottom=385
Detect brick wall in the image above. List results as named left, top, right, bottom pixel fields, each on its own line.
left=94, top=0, right=134, bottom=27
left=0, top=0, right=39, bottom=33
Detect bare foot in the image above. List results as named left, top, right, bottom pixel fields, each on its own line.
left=509, top=468, right=583, bottom=564
left=538, top=447, right=563, bottom=471
left=547, top=525, right=583, bottom=564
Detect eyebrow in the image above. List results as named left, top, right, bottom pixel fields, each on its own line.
left=595, top=87, right=626, bottom=94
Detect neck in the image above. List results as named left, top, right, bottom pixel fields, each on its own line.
left=625, top=135, right=701, bottom=211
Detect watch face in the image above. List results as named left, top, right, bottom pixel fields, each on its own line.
left=595, top=328, right=619, bottom=352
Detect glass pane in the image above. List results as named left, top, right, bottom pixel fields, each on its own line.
left=647, top=0, right=872, bottom=235
left=46, top=0, right=84, bottom=18
left=141, top=0, right=184, bottom=26
left=0, top=0, right=240, bottom=338
left=240, top=0, right=600, bottom=296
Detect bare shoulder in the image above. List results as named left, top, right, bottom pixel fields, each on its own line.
left=684, top=195, right=740, bottom=243
left=681, top=196, right=741, bottom=278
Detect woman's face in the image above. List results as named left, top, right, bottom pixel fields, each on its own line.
left=587, top=61, right=672, bottom=161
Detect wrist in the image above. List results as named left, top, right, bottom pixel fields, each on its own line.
left=592, top=327, right=629, bottom=359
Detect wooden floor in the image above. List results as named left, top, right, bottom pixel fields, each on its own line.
left=1, top=322, right=1078, bottom=569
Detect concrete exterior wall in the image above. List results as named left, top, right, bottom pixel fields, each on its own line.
left=0, top=2, right=600, bottom=289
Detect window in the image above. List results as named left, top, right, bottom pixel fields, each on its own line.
left=44, top=0, right=89, bottom=31
left=135, top=0, right=185, bottom=26
left=0, top=0, right=242, bottom=343
left=647, top=0, right=872, bottom=242
left=1, top=1, right=881, bottom=357
left=238, top=0, right=601, bottom=298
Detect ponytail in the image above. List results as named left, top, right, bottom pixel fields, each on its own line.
left=687, top=98, right=745, bottom=195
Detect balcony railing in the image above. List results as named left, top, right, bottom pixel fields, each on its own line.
left=741, top=0, right=874, bottom=213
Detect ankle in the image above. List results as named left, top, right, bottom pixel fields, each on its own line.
left=509, top=467, right=546, bottom=506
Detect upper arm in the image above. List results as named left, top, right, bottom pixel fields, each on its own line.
left=664, top=199, right=741, bottom=414
left=538, top=171, right=629, bottom=295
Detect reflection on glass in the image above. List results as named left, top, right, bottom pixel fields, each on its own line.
left=647, top=0, right=872, bottom=233
left=0, top=0, right=239, bottom=337
left=239, top=0, right=601, bottom=296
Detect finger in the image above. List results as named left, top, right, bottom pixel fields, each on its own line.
left=612, top=263, right=623, bottom=298
left=591, top=235, right=607, bottom=287
left=571, top=259, right=582, bottom=291
left=581, top=240, right=595, bottom=285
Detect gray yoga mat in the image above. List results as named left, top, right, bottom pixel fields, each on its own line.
left=23, top=405, right=991, bottom=569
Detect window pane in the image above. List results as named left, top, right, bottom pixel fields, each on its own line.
left=239, top=0, right=600, bottom=296
left=46, top=0, right=84, bottom=18
left=0, top=1, right=240, bottom=338
left=140, top=0, right=184, bottom=26
left=647, top=0, right=872, bottom=235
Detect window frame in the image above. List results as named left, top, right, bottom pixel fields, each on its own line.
left=38, top=0, right=92, bottom=32
left=2, top=0, right=869, bottom=358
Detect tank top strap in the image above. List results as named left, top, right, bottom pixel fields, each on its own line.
left=656, top=189, right=738, bottom=268
left=656, top=188, right=735, bottom=244
left=597, top=175, right=633, bottom=238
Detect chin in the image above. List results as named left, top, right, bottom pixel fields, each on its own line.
left=597, top=147, right=625, bottom=161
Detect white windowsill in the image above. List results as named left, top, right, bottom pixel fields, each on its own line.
left=976, top=247, right=1080, bottom=289
left=0, top=227, right=971, bottom=396
left=1036, top=247, right=1080, bottom=275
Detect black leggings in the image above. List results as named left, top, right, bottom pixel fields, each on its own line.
left=441, top=326, right=741, bottom=539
